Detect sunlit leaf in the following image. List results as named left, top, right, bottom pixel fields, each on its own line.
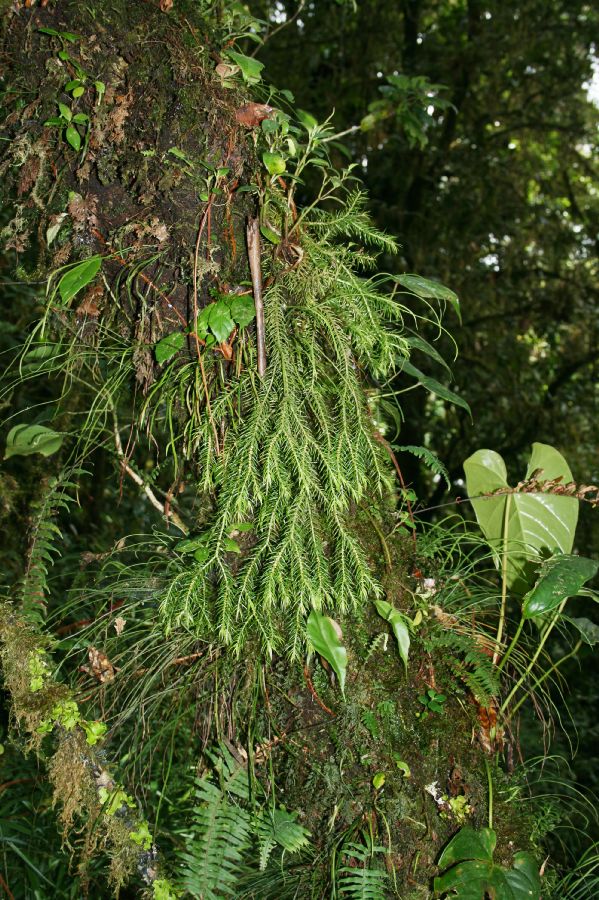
left=262, top=152, right=286, bottom=176
left=224, top=50, right=264, bottom=85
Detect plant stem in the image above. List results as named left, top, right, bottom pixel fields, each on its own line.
left=509, top=639, right=582, bottom=718
left=500, top=600, right=567, bottom=717
left=493, top=493, right=512, bottom=666
left=484, top=758, right=493, bottom=829
left=496, top=616, right=524, bottom=674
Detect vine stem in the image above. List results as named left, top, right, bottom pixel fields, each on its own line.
left=493, top=493, right=512, bottom=666
left=500, top=600, right=567, bottom=717
left=192, top=197, right=220, bottom=454
left=247, top=217, right=266, bottom=378
left=484, top=757, right=493, bottom=829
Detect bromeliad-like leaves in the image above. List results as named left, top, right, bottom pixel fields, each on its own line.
left=434, top=827, right=541, bottom=900
left=521, top=554, right=599, bottom=619
left=306, top=610, right=347, bottom=696
left=464, top=443, right=579, bottom=594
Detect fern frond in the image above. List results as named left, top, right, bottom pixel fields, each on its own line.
left=338, top=839, right=389, bottom=900
left=395, top=444, right=451, bottom=488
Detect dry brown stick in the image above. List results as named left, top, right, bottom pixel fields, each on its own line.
left=247, top=217, right=266, bottom=378
left=112, top=412, right=189, bottom=535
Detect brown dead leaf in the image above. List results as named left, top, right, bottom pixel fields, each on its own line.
left=85, top=646, right=115, bottom=683
left=235, top=102, right=274, bottom=128
left=17, top=157, right=40, bottom=197
left=160, top=0, right=173, bottom=9
left=216, top=62, right=237, bottom=79
left=76, top=283, right=103, bottom=318
left=113, top=616, right=126, bottom=635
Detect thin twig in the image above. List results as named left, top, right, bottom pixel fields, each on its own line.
left=250, top=0, right=306, bottom=55
left=112, top=412, right=189, bottom=534
left=247, top=217, right=267, bottom=377
left=374, top=431, right=417, bottom=548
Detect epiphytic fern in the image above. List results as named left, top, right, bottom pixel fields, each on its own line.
left=19, top=467, right=83, bottom=624
left=338, top=832, right=389, bottom=899
left=427, top=629, right=499, bottom=706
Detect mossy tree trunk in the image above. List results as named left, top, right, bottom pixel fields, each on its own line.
left=0, top=2, right=540, bottom=897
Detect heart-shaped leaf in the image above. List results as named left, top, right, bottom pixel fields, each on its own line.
left=155, top=331, right=185, bottom=364
left=4, top=424, right=64, bottom=459
left=230, top=294, right=256, bottom=329
left=464, top=443, right=578, bottom=594
left=522, top=554, right=599, bottom=619
left=438, top=826, right=496, bottom=868
left=306, top=610, right=347, bottom=696
left=373, top=599, right=410, bottom=670
left=208, top=301, right=235, bottom=343
left=57, top=256, right=102, bottom=305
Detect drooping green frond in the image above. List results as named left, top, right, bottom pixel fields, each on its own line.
left=255, top=807, right=311, bottom=871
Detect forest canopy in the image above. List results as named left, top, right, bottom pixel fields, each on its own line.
left=0, top=1, right=598, bottom=898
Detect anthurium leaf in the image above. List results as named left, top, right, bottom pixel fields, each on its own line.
left=208, top=301, right=235, bottom=343
left=464, top=443, right=579, bottom=594
left=373, top=599, right=410, bottom=669
left=230, top=294, right=256, bottom=329
left=155, top=331, right=185, bottom=364
left=262, top=151, right=287, bottom=176
left=564, top=616, right=599, bottom=645
left=396, top=274, right=460, bottom=321
left=57, top=256, right=102, bottom=304
left=522, top=554, right=599, bottom=619
left=306, top=610, right=347, bottom=696
left=400, top=359, right=470, bottom=414
left=505, top=852, right=541, bottom=896
left=4, top=424, right=64, bottom=459
left=437, top=826, right=496, bottom=868
left=434, top=859, right=537, bottom=900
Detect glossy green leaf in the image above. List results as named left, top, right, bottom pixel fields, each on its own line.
left=155, top=331, right=185, bottom=364
left=65, top=124, right=81, bottom=151
left=307, top=610, right=347, bottom=696
left=373, top=599, right=410, bottom=669
left=4, top=424, right=64, bottom=459
left=262, top=151, right=287, bottom=176
left=464, top=444, right=579, bottom=594
left=57, top=256, right=101, bottom=304
left=400, top=359, right=471, bottom=414
left=230, top=294, right=256, bottom=329
left=58, top=102, right=72, bottom=121
left=260, top=222, right=281, bottom=244
left=396, top=273, right=460, bottom=320
left=208, top=302, right=235, bottom=343
left=438, top=826, right=496, bottom=868
left=522, top=554, right=599, bottom=619
left=72, top=85, right=85, bottom=98
left=224, top=49, right=264, bottom=84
